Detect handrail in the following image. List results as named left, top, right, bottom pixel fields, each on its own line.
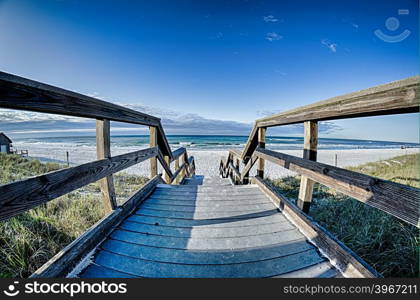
left=0, top=71, right=173, bottom=157
left=241, top=76, right=419, bottom=162
left=0, top=71, right=196, bottom=222
left=220, top=76, right=420, bottom=228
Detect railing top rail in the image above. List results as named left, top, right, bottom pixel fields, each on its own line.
left=256, top=76, right=419, bottom=127
left=242, top=76, right=419, bottom=161
left=0, top=71, right=160, bottom=126
left=0, top=71, right=173, bottom=157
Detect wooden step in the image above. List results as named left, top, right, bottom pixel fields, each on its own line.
left=78, top=179, right=340, bottom=278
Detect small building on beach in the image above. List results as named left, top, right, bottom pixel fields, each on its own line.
left=0, top=132, right=12, bottom=154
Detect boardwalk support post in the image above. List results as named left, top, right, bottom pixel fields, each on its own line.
left=96, top=119, right=117, bottom=212
left=174, top=157, right=180, bottom=184
left=297, top=121, right=318, bottom=213
left=149, top=127, right=158, bottom=178
left=164, top=155, right=171, bottom=183
left=257, top=127, right=266, bottom=178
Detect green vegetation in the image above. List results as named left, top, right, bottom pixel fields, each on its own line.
left=267, top=153, right=419, bottom=277
left=0, top=153, right=148, bottom=278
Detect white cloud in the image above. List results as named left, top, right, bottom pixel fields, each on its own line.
left=274, top=70, right=287, bottom=76
left=321, top=39, right=338, bottom=53
left=266, top=32, right=282, bottom=42
left=350, top=22, right=359, bottom=30
left=263, top=15, right=278, bottom=23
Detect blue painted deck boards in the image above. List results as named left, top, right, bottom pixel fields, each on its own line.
left=79, top=176, right=339, bottom=278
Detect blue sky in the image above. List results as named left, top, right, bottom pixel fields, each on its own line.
left=0, top=0, right=418, bottom=142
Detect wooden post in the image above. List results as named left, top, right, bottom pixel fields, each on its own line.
left=297, top=121, right=318, bottom=213
left=179, top=154, right=185, bottom=182
left=66, top=151, right=69, bottom=167
left=257, top=127, right=266, bottom=178
left=174, top=157, right=180, bottom=184
left=149, top=127, right=158, bottom=178
left=235, top=158, right=240, bottom=184
left=96, top=119, right=117, bottom=212
left=184, top=152, right=189, bottom=177
left=164, top=155, right=171, bottom=183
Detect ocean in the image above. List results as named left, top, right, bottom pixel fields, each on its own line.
left=13, top=135, right=419, bottom=151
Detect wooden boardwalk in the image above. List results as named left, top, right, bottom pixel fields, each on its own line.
left=79, top=176, right=339, bottom=278
left=1, top=72, right=418, bottom=278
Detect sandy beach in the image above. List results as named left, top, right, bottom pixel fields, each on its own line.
left=13, top=141, right=418, bottom=179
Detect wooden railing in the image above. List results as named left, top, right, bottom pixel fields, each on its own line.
left=220, top=76, right=420, bottom=228
left=0, top=71, right=195, bottom=221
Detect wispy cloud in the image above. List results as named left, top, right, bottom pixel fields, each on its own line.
left=350, top=22, right=359, bottom=30
left=321, top=39, right=338, bottom=53
left=274, top=69, right=287, bottom=76
left=209, top=32, right=224, bottom=40
left=263, top=15, right=278, bottom=23
left=0, top=103, right=342, bottom=137
left=266, top=32, right=282, bottom=42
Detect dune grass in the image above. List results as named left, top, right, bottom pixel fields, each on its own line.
left=0, top=153, right=148, bottom=278
left=267, top=153, right=419, bottom=277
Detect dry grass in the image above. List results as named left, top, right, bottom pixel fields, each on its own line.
left=0, top=153, right=148, bottom=278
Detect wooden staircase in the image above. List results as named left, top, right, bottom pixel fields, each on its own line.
left=0, top=72, right=418, bottom=278
left=78, top=175, right=340, bottom=278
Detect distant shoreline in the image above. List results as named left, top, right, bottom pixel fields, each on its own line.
left=15, top=140, right=419, bottom=179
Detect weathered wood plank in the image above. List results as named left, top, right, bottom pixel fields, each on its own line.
left=128, top=212, right=288, bottom=228
left=273, top=261, right=338, bottom=278
left=111, top=228, right=302, bottom=250
left=257, top=76, right=419, bottom=127
left=0, top=71, right=160, bottom=127
left=149, top=127, right=158, bottom=177
left=297, top=121, right=318, bottom=213
left=255, top=148, right=420, bottom=227
left=170, top=161, right=187, bottom=184
left=156, top=122, right=173, bottom=158
left=241, top=155, right=258, bottom=183
left=228, top=161, right=241, bottom=179
left=173, top=157, right=181, bottom=184
left=0, top=71, right=174, bottom=158
left=187, top=156, right=195, bottom=176
left=139, top=202, right=276, bottom=213
left=96, top=119, right=117, bottom=212
left=229, top=149, right=242, bottom=160
left=101, top=238, right=313, bottom=265
left=241, top=76, right=419, bottom=163
left=88, top=248, right=324, bottom=278
left=31, top=175, right=162, bottom=278
left=80, top=264, right=137, bottom=278
left=251, top=176, right=381, bottom=278
left=157, top=150, right=173, bottom=183
left=257, top=127, right=266, bottom=178
left=145, top=198, right=271, bottom=206
left=163, top=155, right=171, bottom=183
left=135, top=207, right=281, bottom=220
left=0, top=147, right=158, bottom=221
left=241, top=124, right=259, bottom=163
left=120, top=219, right=294, bottom=238
left=171, top=147, right=187, bottom=162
